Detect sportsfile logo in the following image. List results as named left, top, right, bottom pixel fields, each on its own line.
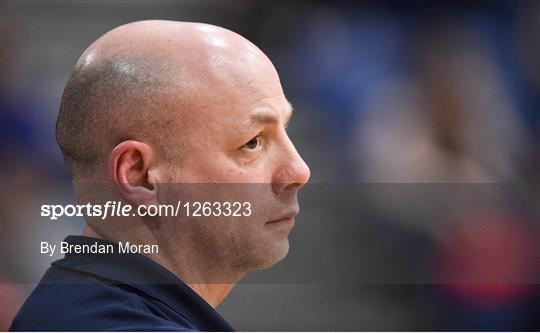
left=41, top=201, right=252, bottom=220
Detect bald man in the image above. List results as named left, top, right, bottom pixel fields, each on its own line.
left=10, top=20, right=310, bottom=331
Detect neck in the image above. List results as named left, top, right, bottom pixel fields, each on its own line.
left=82, top=225, right=239, bottom=308
left=187, top=283, right=235, bottom=308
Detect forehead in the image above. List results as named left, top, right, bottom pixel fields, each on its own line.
left=159, top=28, right=288, bottom=134
left=201, top=76, right=289, bottom=133
left=181, top=54, right=286, bottom=124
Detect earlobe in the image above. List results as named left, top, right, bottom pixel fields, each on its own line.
left=109, top=140, right=158, bottom=207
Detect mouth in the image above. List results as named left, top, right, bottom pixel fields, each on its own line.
left=265, top=209, right=299, bottom=226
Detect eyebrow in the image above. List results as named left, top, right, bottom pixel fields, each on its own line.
left=250, top=102, right=294, bottom=127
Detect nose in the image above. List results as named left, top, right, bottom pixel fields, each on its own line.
left=272, top=137, right=311, bottom=195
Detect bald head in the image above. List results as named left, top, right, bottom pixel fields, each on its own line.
left=56, top=20, right=278, bottom=178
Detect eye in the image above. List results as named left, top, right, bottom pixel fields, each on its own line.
left=242, top=134, right=261, bottom=150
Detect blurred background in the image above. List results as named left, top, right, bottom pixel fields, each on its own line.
left=1, top=0, right=539, bottom=330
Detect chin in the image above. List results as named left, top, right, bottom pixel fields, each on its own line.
left=232, top=222, right=294, bottom=272
left=253, top=237, right=290, bottom=270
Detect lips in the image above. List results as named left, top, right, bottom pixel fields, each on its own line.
left=266, top=209, right=299, bottom=225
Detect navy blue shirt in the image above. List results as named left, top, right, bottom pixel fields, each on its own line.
left=10, top=236, right=235, bottom=331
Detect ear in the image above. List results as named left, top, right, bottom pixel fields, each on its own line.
left=109, top=140, right=159, bottom=207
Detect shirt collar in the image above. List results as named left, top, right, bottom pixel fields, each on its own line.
left=52, top=235, right=235, bottom=331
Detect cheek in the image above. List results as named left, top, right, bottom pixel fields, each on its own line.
left=223, top=167, right=267, bottom=183
left=176, top=148, right=271, bottom=183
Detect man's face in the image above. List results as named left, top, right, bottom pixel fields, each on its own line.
left=161, top=55, right=311, bottom=275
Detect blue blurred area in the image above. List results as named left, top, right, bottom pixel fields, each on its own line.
left=1, top=0, right=539, bottom=330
